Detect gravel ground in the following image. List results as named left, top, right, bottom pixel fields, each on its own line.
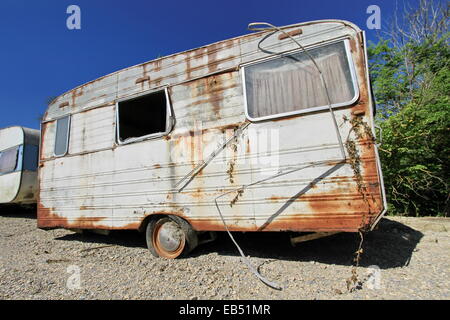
left=0, top=207, right=448, bottom=300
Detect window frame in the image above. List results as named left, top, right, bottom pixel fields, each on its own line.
left=241, top=39, right=360, bottom=122
left=115, top=87, right=173, bottom=145
left=53, top=115, right=71, bottom=157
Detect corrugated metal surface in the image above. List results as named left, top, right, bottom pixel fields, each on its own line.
left=38, top=20, right=385, bottom=232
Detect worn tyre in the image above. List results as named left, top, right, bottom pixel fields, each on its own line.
left=146, top=216, right=198, bottom=259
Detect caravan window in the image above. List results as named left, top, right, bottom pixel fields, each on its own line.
left=0, top=146, right=19, bottom=174
left=54, top=116, right=70, bottom=157
left=116, top=88, right=171, bottom=144
left=243, top=40, right=358, bottom=121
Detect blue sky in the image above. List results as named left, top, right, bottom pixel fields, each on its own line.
left=0, top=0, right=424, bottom=129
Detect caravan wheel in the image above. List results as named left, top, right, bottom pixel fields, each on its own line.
left=146, top=216, right=198, bottom=259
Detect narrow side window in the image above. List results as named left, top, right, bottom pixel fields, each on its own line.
left=54, top=116, right=70, bottom=157
left=0, top=146, right=19, bottom=174
left=117, top=88, right=171, bottom=144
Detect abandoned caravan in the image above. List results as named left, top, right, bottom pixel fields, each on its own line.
left=38, top=20, right=387, bottom=259
left=0, top=126, right=40, bottom=206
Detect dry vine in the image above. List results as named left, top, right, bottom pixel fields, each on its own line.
left=343, top=115, right=377, bottom=291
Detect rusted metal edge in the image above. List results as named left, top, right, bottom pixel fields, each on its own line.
left=359, top=30, right=388, bottom=230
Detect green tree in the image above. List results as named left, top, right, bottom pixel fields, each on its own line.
left=368, top=0, right=449, bottom=216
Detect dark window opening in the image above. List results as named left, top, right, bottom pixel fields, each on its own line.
left=23, top=144, right=39, bottom=172
left=118, top=90, right=168, bottom=142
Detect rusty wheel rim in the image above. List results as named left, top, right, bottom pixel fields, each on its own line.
left=152, top=220, right=186, bottom=259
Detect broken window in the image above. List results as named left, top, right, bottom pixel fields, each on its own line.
left=243, top=40, right=358, bottom=121
left=117, top=88, right=171, bottom=143
left=0, top=146, right=19, bottom=174
left=54, top=115, right=70, bottom=156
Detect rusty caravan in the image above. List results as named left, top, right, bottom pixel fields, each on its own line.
left=38, top=20, right=387, bottom=259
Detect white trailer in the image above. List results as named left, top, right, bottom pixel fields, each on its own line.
left=0, top=126, right=40, bottom=205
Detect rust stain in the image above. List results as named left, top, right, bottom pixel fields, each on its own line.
left=72, top=216, right=107, bottom=229
left=223, top=38, right=235, bottom=50
left=213, top=122, right=240, bottom=133
left=37, top=203, right=69, bottom=229
left=349, top=36, right=357, bottom=53
left=344, top=35, right=383, bottom=226
left=139, top=64, right=149, bottom=90
left=308, top=192, right=363, bottom=214
left=183, top=72, right=236, bottom=111
left=207, top=43, right=219, bottom=74
left=351, top=107, right=366, bottom=116
left=259, top=216, right=366, bottom=232
left=153, top=59, right=162, bottom=73
left=268, top=196, right=284, bottom=201
left=151, top=76, right=162, bottom=87
left=204, top=76, right=221, bottom=117
left=186, top=84, right=237, bottom=107
left=135, top=76, right=150, bottom=84
left=246, top=136, right=251, bottom=154
left=71, top=88, right=83, bottom=107
left=278, top=28, right=302, bottom=40
left=39, top=122, right=49, bottom=161
left=185, top=54, right=192, bottom=80
left=183, top=188, right=204, bottom=199
left=38, top=203, right=109, bottom=230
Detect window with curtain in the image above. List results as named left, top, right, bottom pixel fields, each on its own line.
left=243, top=41, right=358, bottom=120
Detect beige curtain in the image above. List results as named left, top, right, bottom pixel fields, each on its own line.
left=246, top=49, right=354, bottom=119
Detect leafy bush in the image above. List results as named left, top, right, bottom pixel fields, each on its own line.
left=379, top=67, right=449, bottom=216
left=368, top=1, right=449, bottom=216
